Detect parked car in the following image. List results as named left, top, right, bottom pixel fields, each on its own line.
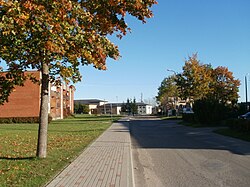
left=183, top=107, right=194, bottom=114
left=238, top=112, right=250, bottom=119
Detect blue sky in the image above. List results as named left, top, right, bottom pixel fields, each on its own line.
left=1, top=1, right=248, bottom=104
left=75, top=0, right=250, bottom=103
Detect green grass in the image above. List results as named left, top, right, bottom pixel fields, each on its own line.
left=214, top=128, right=250, bottom=142
left=0, top=115, right=121, bottom=187
left=180, top=122, right=206, bottom=128
left=161, top=116, right=182, bottom=120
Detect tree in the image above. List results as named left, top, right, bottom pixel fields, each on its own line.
left=176, top=53, right=240, bottom=104
left=176, top=53, right=213, bottom=102
left=210, top=66, right=240, bottom=104
left=0, top=0, right=157, bottom=158
left=131, top=98, right=137, bottom=115
left=176, top=53, right=240, bottom=124
left=156, top=75, right=178, bottom=113
left=156, top=75, right=179, bottom=112
left=121, top=98, right=137, bottom=115
left=74, top=103, right=89, bottom=114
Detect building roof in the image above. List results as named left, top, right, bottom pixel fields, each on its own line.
left=74, top=99, right=107, bottom=105
left=103, top=103, right=123, bottom=107
left=136, top=102, right=152, bottom=106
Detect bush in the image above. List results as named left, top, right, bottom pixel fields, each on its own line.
left=0, top=115, right=52, bottom=124
left=182, top=113, right=195, bottom=123
left=226, top=118, right=250, bottom=132
left=193, top=98, right=232, bottom=124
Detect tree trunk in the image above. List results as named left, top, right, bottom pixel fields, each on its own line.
left=37, top=62, right=49, bottom=158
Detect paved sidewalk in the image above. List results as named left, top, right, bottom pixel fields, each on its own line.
left=46, top=118, right=134, bottom=187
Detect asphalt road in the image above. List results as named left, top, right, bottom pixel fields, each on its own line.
left=129, top=116, right=250, bottom=187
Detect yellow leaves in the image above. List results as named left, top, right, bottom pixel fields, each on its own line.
left=63, top=0, right=73, bottom=11
left=0, top=0, right=156, bottom=83
left=45, top=40, right=66, bottom=55
left=59, top=66, right=78, bottom=79
left=2, top=30, right=10, bottom=36
left=14, top=13, right=29, bottom=26
left=23, top=1, right=34, bottom=11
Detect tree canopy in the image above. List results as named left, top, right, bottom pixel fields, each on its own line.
left=156, top=75, right=178, bottom=108
left=157, top=53, right=240, bottom=116
left=0, top=0, right=157, bottom=102
left=0, top=0, right=157, bottom=158
left=176, top=53, right=213, bottom=101
left=176, top=53, right=240, bottom=104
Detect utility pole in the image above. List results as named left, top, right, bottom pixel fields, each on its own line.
left=167, top=69, right=178, bottom=116
left=104, top=99, right=106, bottom=115
left=246, top=75, right=249, bottom=111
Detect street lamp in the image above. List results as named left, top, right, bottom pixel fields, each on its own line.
left=167, top=69, right=178, bottom=116
left=245, top=74, right=249, bottom=111
left=166, top=69, right=177, bottom=75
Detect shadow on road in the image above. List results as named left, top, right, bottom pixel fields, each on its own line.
left=125, top=118, right=250, bottom=156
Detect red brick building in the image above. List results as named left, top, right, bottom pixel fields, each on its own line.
left=0, top=71, right=74, bottom=120
left=49, top=84, right=75, bottom=119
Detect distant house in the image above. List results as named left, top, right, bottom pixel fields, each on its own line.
left=74, top=100, right=153, bottom=115
left=74, top=99, right=107, bottom=114
left=137, top=102, right=153, bottom=115
left=97, top=103, right=122, bottom=115
left=0, top=71, right=75, bottom=120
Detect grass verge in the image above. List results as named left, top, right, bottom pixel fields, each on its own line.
left=214, top=128, right=250, bottom=142
left=0, top=115, right=121, bottom=187
left=161, top=116, right=182, bottom=120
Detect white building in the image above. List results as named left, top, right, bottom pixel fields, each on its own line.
left=137, top=103, right=153, bottom=115
left=97, top=103, right=122, bottom=115
left=74, top=99, right=107, bottom=114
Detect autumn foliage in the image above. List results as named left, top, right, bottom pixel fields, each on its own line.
left=176, top=53, right=240, bottom=123
left=157, top=53, right=240, bottom=123
left=0, top=0, right=157, bottom=158
left=0, top=0, right=157, bottom=94
left=176, top=53, right=240, bottom=104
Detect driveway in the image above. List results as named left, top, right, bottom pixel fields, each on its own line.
left=130, top=117, right=250, bottom=187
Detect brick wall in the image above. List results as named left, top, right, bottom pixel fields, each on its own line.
left=0, top=71, right=41, bottom=118
left=0, top=71, right=75, bottom=119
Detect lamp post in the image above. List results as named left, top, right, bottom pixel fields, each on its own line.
left=167, top=69, right=178, bottom=116
left=167, top=69, right=177, bottom=75
left=246, top=74, right=249, bottom=111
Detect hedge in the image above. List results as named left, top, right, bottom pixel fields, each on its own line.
left=182, top=113, right=196, bottom=123
left=0, top=116, right=52, bottom=124
left=225, top=118, right=250, bottom=132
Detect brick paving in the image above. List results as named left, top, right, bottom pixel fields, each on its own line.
left=46, top=118, right=134, bottom=187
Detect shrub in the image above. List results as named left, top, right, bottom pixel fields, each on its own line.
left=0, top=115, right=52, bottom=124
left=226, top=118, right=250, bottom=132
left=0, top=118, right=13, bottom=123
left=193, top=98, right=232, bottom=124
left=182, top=113, right=196, bottom=123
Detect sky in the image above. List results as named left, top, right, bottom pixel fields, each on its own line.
left=75, top=0, right=250, bottom=103
left=1, top=1, right=249, bottom=104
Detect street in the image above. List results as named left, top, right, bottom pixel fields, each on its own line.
left=130, top=117, right=250, bottom=187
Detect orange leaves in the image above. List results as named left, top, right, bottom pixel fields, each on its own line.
left=14, top=13, right=29, bottom=26
left=45, top=41, right=55, bottom=52
left=23, top=1, right=34, bottom=11
left=177, top=53, right=240, bottom=103
left=62, top=0, right=73, bottom=11
left=45, top=40, right=66, bottom=55
left=1, top=0, right=156, bottom=88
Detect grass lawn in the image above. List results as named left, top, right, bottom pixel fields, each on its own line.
left=161, top=116, right=182, bottom=120
left=0, top=115, right=121, bottom=187
left=214, top=128, right=250, bottom=142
